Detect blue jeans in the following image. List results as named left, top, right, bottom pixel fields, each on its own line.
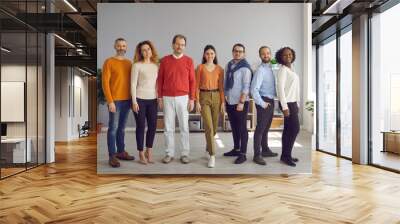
left=107, top=100, right=131, bottom=157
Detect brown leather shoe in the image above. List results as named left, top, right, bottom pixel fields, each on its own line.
left=116, top=151, right=135, bottom=160
left=109, top=155, right=120, bottom=168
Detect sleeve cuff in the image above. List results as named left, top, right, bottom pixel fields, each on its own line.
left=281, top=103, right=288, bottom=111
left=261, top=101, right=267, bottom=108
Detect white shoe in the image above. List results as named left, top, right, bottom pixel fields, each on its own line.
left=205, top=151, right=210, bottom=159
left=208, top=156, right=215, bottom=168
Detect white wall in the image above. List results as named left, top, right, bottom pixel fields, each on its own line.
left=55, top=67, right=69, bottom=141
left=97, top=3, right=311, bottom=127
left=71, top=73, right=89, bottom=138
left=1, top=65, right=38, bottom=137
left=55, top=67, right=89, bottom=141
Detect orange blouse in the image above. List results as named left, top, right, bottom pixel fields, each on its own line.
left=195, top=64, right=224, bottom=102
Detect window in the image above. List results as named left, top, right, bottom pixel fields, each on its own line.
left=339, top=28, right=352, bottom=158
left=370, top=3, right=400, bottom=171
left=317, top=36, right=337, bottom=154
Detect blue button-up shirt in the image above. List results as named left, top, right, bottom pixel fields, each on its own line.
left=250, top=63, right=276, bottom=108
left=224, top=63, right=252, bottom=105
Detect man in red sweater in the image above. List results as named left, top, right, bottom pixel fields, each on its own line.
left=157, top=34, right=196, bottom=164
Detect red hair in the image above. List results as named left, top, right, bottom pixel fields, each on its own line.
left=133, top=40, right=159, bottom=64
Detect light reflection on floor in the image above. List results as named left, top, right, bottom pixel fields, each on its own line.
left=214, top=132, right=303, bottom=149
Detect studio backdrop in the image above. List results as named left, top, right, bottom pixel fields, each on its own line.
left=97, top=3, right=312, bottom=174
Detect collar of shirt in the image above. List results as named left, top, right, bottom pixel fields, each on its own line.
left=260, top=62, right=271, bottom=68
left=259, top=63, right=273, bottom=74
left=172, top=54, right=184, bottom=59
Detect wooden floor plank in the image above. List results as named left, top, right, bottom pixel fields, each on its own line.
left=0, top=135, right=400, bottom=223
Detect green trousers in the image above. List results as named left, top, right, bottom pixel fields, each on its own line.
left=199, top=91, right=221, bottom=156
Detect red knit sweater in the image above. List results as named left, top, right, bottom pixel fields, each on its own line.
left=157, top=55, right=196, bottom=100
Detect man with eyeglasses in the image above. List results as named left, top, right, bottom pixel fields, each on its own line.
left=223, top=43, right=252, bottom=164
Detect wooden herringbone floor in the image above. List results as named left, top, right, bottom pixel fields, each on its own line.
left=1, top=135, right=400, bottom=224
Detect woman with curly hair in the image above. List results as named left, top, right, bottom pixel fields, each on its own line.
left=275, top=47, right=300, bottom=167
left=131, top=40, right=159, bottom=164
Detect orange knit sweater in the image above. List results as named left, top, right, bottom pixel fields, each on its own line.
left=102, top=57, right=132, bottom=104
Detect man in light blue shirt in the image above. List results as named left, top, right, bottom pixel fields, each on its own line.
left=223, top=43, right=252, bottom=164
left=250, top=46, right=279, bottom=166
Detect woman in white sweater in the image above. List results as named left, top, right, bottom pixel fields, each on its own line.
left=131, top=40, right=159, bottom=164
left=275, top=47, right=300, bottom=167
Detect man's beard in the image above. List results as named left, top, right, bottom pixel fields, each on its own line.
left=262, top=59, right=270, bottom=63
left=117, top=50, right=126, bottom=55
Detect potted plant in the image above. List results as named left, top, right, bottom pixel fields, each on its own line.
left=305, top=100, right=314, bottom=116
left=305, top=100, right=316, bottom=149
left=270, top=58, right=279, bottom=70
left=97, top=69, right=106, bottom=133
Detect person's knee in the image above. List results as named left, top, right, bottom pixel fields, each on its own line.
left=254, top=126, right=265, bottom=134
left=108, top=127, right=117, bottom=135
left=136, top=120, right=145, bottom=129
left=147, top=125, right=157, bottom=133
left=204, top=129, right=213, bottom=136
left=294, top=127, right=300, bottom=135
left=108, top=121, right=118, bottom=132
left=287, top=127, right=300, bottom=136
left=116, top=122, right=127, bottom=130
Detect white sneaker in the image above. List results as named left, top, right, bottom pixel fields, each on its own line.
left=205, top=151, right=210, bottom=159
left=208, top=156, right=215, bottom=168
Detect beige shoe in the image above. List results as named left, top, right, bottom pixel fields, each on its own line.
left=162, top=155, right=174, bottom=164
left=180, top=155, right=190, bottom=164
left=145, top=148, right=154, bottom=164
left=138, top=151, right=147, bottom=165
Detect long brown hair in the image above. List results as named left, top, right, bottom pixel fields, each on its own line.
left=201, top=44, right=218, bottom=65
left=133, top=40, right=159, bottom=64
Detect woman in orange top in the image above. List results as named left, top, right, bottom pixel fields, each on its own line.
left=195, top=45, right=224, bottom=168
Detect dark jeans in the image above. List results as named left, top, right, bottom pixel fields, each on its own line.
left=253, top=96, right=275, bottom=157
left=280, top=102, right=300, bottom=159
left=107, top=100, right=131, bottom=157
left=226, top=101, right=249, bottom=155
left=133, top=98, right=158, bottom=151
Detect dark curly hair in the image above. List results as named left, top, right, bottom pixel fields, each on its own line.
left=275, top=47, right=296, bottom=65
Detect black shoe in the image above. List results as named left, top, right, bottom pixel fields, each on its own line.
left=261, top=148, right=278, bottom=157
left=291, top=157, right=299, bottom=163
left=234, top=155, right=247, bottom=164
left=224, top=149, right=241, bottom=157
left=280, top=157, right=296, bottom=167
left=253, top=156, right=266, bottom=166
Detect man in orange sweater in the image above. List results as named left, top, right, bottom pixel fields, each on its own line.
left=102, top=38, right=135, bottom=168
left=157, top=34, right=196, bottom=164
